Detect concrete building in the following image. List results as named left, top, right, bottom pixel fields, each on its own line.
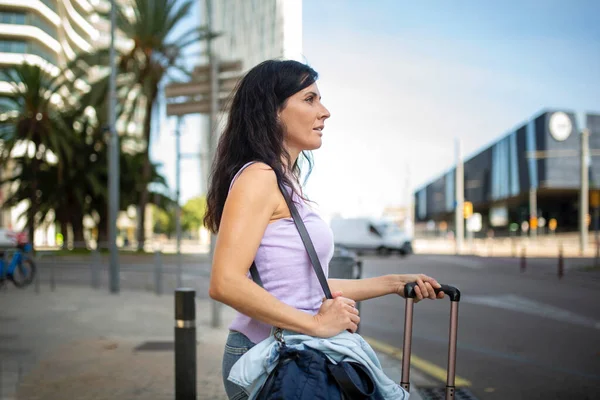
left=414, top=110, right=600, bottom=237
left=212, top=0, right=303, bottom=69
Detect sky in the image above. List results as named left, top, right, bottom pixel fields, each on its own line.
left=152, top=0, right=600, bottom=220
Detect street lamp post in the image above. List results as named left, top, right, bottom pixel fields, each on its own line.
left=455, top=138, right=464, bottom=254
left=108, top=0, right=120, bottom=293
left=580, top=128, right=590, bottom=254
left=175, top=117, right=183, bottom=287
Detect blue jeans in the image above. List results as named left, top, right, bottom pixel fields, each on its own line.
left=222, top=330, right=256, bottom=400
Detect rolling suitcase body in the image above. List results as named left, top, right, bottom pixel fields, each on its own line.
left=401, top=283, right=462, bottom=400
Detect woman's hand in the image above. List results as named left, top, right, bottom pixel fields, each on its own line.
left=311, top=291, right=360, bottom=337
left=395, top=274, right=445, bottom=303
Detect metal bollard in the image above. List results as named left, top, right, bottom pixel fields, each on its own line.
left=91, top=249, right=101, bottom=289
left=520, top=248, right=526, bottom=273
left=154, top=251, right=163, bottom=296
left=558, top=245, right=564, bottom=279
left=175, top=288, right=196, bottom=400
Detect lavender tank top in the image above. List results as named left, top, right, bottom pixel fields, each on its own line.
left=227, top=162, right=335, bottom=344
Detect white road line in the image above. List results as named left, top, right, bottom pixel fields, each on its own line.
left=463, top=294, right=600, bottom=330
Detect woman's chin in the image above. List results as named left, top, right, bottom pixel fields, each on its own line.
left=307, top=138, right=323, bottom=150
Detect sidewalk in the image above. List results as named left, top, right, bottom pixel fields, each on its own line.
left=414, top=235, right=600, bottom=258
left=0, top=285, right=429, bottom=400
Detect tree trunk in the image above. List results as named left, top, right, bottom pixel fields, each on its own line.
left=28, top=157, right=39, bottom=251
left=71, top=212, right=85, bottom=248
left=59, top=217, right=68, bottom=249
left=54, top=201, right=69, bottom=245
left=97, top=213, right=108, bottom=246
left=136, top=89, right=158, bottom=252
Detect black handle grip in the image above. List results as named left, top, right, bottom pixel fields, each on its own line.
left=404, top=282, right=461, bottom=302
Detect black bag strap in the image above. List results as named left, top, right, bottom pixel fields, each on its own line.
left=327, top=362, right=377, bottom=399
left=250, top=181, right=333, bottom=300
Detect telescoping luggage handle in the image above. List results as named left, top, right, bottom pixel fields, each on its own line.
left=401, top=283, right=461, bottom=400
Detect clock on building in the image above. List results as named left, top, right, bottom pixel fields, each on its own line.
left=549, top=111, right=573, bottom=142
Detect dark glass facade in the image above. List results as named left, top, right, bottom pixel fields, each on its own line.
left=415, top=110, right=600, bottom=234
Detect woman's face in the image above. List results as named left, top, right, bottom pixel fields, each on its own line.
left=279, top=82, right=330, bottom=157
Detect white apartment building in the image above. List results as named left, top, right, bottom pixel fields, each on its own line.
left=0, top=0, right=134, bottom=246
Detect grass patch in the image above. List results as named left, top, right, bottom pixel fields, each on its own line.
left=579, top=265, right=600, bottom=272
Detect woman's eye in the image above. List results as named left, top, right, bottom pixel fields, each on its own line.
left=305, top=97, right=314, bottom=103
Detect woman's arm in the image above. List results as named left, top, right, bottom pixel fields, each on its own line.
left=329, top=274, right=444, bottom=302
left=328, top=276, right=398, bottom=302
left=209, top=163, right=360, bottom=338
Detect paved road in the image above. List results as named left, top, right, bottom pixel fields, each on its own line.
left=357, top=254, right=600, bottom=400
left=26, top=252, right=600, bottom=399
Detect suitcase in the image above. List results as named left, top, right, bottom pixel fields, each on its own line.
left=401, top=282, right=462, bottom=400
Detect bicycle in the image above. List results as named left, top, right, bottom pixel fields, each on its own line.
left=0, top=242, right=36, bottom=288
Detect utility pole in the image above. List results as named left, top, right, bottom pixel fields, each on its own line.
left=580, top=128, right=590, bottom=255
left=108, top=0, right=120, bottom=293
left=455, top=139, right=464, bottom=254
left=529, top=188, right=537, bottom=238
left=175, top=117, right=183, bottom=288
left=205, top=0, right=221, bottom=328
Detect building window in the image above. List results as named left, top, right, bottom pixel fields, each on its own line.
left=417, top=190, right=427, bottom=220
left=526, top=120, right=538, bottom=189
left=0, top=39, right=27, bottom=53
left=40, top=0, right=57, bottom=12
left=445, top=170, right=455, bottom=212
left=29, top=42, right=57, bottom=64
left=509, top=131, right=520, bottom=196
left=0, top=11, right=57, bottom=38
left=28, top=13, right=58, bottom=38
left=0, top=39, right=57, bottom=65
left=0, top=11, right=27, bottom=25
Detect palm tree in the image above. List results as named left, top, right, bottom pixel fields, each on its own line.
left=0, top=63, right=72, bottom=249
left=69, top=0, right=214, bottom=251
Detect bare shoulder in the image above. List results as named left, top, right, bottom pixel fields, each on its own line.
left=229, top=162, right=278, bottom=202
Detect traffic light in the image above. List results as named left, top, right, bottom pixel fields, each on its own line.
left=463, top=201, right=473, bottom=219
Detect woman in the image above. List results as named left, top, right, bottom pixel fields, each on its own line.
left=205, top=59, right=444, bottom=399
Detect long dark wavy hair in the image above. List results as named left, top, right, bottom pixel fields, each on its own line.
left=204, top=59, right=319, bottom=233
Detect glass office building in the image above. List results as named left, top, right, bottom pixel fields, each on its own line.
left=415, top=110, right=600, bottom=235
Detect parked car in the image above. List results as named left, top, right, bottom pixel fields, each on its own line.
left=329, top=217, right=413, bottom=256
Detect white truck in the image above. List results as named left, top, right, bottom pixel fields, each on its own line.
left=329, top=217, right=413, bottom=256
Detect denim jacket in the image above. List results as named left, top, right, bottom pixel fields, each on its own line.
left=228, top=330, right=409, bottom=399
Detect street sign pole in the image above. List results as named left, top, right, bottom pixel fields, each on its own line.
left=108, top=0, right=120, bottom=293
left=205, top=0, right=222, bottom=329
left=580, top=129, right=590, bottom=255
left=455, top=139, right=464, bottom=254
left=529, top=188, right=537, bottom=238
left=175, top=116, right=183, bottom=288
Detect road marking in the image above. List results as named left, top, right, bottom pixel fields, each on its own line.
left=463, top=294, right=600, bottom=330
left=363, top=335, right=472, bottom=387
